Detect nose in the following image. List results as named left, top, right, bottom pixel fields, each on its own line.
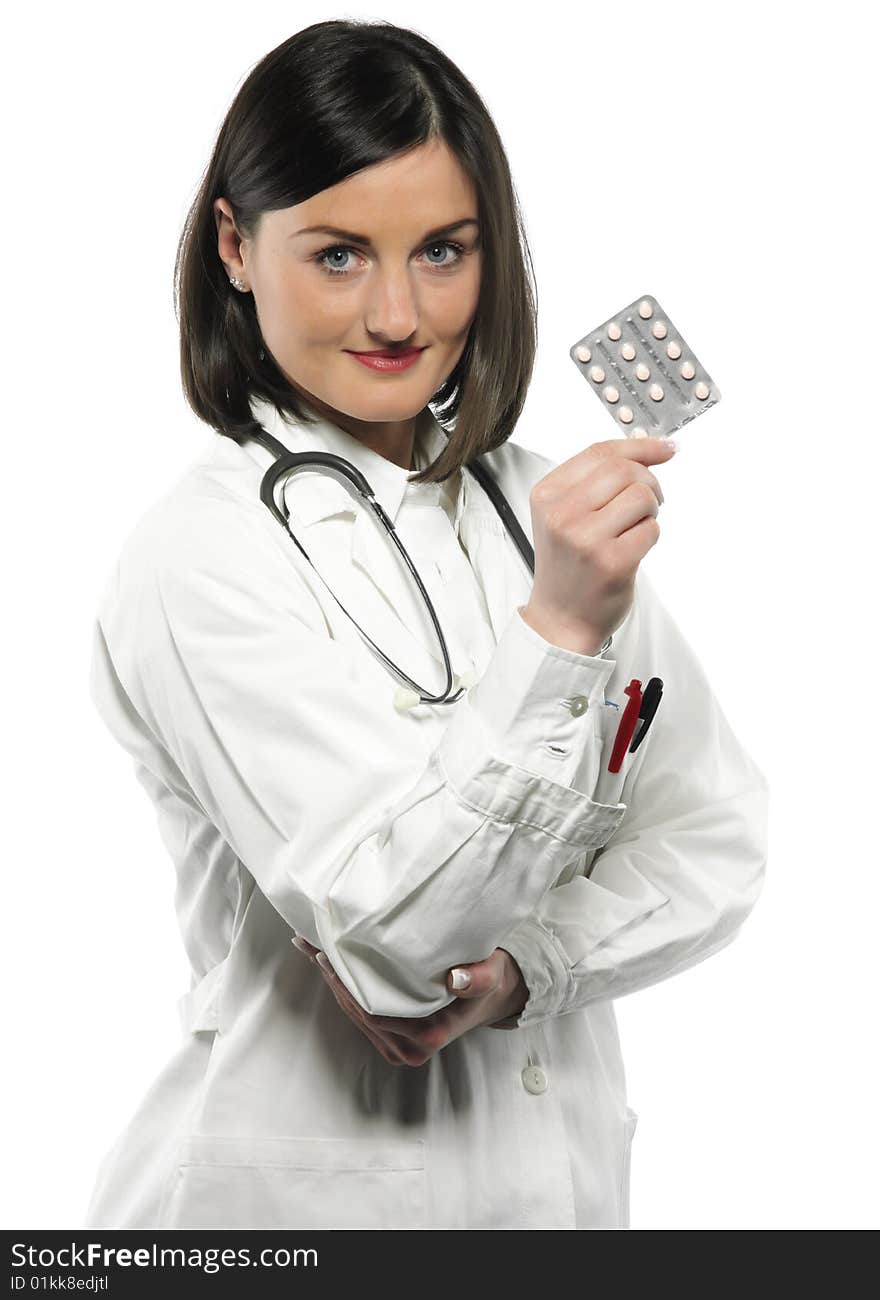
left=364, top=264, right=420, bottom=345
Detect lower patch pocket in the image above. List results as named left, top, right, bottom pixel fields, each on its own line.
left=156, top=1133, right=427, bottom=1230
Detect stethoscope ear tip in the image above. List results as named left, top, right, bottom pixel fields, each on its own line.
left=393, top=686, right=422, bottom=712
left=393, top=667, right=479, bottom=712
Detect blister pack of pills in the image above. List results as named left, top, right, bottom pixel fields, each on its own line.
left=569, top=294, right=720, bottom=438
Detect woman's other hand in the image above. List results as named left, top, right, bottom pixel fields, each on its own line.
left=291, top=935, right=528, bottom=1066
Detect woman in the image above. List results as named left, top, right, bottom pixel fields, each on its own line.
left=83, top=19, right=769, bottom=1230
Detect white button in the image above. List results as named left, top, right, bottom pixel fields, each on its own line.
left=695, top=381, right=710, bottom=399
left=635, top=362, right=650, bottom=381
left=666, top=340, right=682, bottom=359
left=620, top=342, right=636, bottom=361
left=569, top=694, right=589, bottom=716
left=575, top=344, right=591, bottom=363
left=603, top=385, right=620, bottom=403
left=651, top=320, right=668, bottom=339
left=522, top=1065, right=549, bottom=1094
left=681, top=360, right=696, bottom=380
left=607, top=321, right=622, bottom=340
left=638, top=299, right=653, bottom=319
left=589, top=365, right=605, bottom=383
left=649, top=383, right=664, bottom=401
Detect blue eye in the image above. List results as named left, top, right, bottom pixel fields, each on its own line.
left=319, top=247, right=356, bottom=275
left=423, top=241, right=463, bottom=268
left=314, top=240, right=467, bottom=277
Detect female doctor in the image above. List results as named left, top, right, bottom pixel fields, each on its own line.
left=83, top=19, right=769, bottom=1231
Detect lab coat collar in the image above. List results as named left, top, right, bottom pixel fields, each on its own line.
left=247, top=392, right=457, bottom=528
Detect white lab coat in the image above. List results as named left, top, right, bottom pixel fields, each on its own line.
left=83, top=393, right=769, bottom=1231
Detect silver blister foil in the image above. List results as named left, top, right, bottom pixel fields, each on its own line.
left=569, top=294, right=721, bottom=438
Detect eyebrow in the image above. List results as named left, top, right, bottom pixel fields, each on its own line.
left=289, top=218, right=480, bottom=244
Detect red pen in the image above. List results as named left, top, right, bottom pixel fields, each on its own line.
left=608, top=679, right=643, bottom=773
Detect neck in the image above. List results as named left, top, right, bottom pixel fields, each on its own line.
left=289, top=381, right=422, bottom=470
left=353, top=424, right=416, bottom=471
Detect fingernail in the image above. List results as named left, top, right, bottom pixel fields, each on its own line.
left=291, top=936, right=311, bottom=954
left=315, top=951, right=332, bottom=974
left=450, top=967, right=471, bottom=990
left=666, top=439, right=679, bottom=452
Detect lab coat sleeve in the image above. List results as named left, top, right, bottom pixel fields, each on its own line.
left=93, top=495, right=629, bottom=1020
left=464, top=602, right=616, bottom=796
left=494, top=568, right=770, bottom=1027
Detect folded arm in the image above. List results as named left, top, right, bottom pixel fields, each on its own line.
left=91, top=495, right=628, bottom=1020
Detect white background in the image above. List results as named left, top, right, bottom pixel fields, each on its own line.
left=3, top=0, right=877, bottom=1230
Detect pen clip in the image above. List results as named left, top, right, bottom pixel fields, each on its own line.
left=629, top=677, right=663, bottom=753
left=608, top=679, right=642, bottom=773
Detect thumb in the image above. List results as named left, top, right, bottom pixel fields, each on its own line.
left=447, top=956, right=497, bottom=998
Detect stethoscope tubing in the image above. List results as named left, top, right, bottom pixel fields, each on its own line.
left=247, top=423, right=534, bottom=706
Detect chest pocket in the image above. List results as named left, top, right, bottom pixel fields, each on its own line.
left=591, top=701, right=641, bottom=813
left=156, top=1133, right=428, bottom=1230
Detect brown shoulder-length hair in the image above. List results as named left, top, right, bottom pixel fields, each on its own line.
left=174, top=18, right=538, bottom=485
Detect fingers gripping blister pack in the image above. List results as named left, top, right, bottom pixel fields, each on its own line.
left=569, top=294, right=720, bottom=439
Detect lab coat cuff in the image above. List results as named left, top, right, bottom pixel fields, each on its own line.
left=496, top=916, right=575, bottom=1028
left=465, top=607, right=616, bottom=792
left=437, top=691, right=627, bottom=850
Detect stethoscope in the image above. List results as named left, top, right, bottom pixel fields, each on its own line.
left=247, top=422, right=540, bottom=709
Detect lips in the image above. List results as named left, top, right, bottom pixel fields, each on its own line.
left=349, top=348, right=425, bottom=358
left=347, top=348, right=426, bottom=372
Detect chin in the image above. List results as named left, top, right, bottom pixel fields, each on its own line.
left=334, top=391, right=432, bottom=422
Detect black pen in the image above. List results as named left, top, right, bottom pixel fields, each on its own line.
left=629, top=677, right=663, bottom=753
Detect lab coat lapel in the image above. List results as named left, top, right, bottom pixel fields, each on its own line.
left=346, top=502, right=452, bottom=682
left=247, top=395, right=534, bottom=681
left=251, top=396, right=455, bottom=688
left=348, top=420, right=535, bottom=663
left=345, top=409, right=504, bottom=674
left=456, top=469, right=535, bottom=646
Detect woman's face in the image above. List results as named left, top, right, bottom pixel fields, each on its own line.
left=215, top=138, right=482, bottom=460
